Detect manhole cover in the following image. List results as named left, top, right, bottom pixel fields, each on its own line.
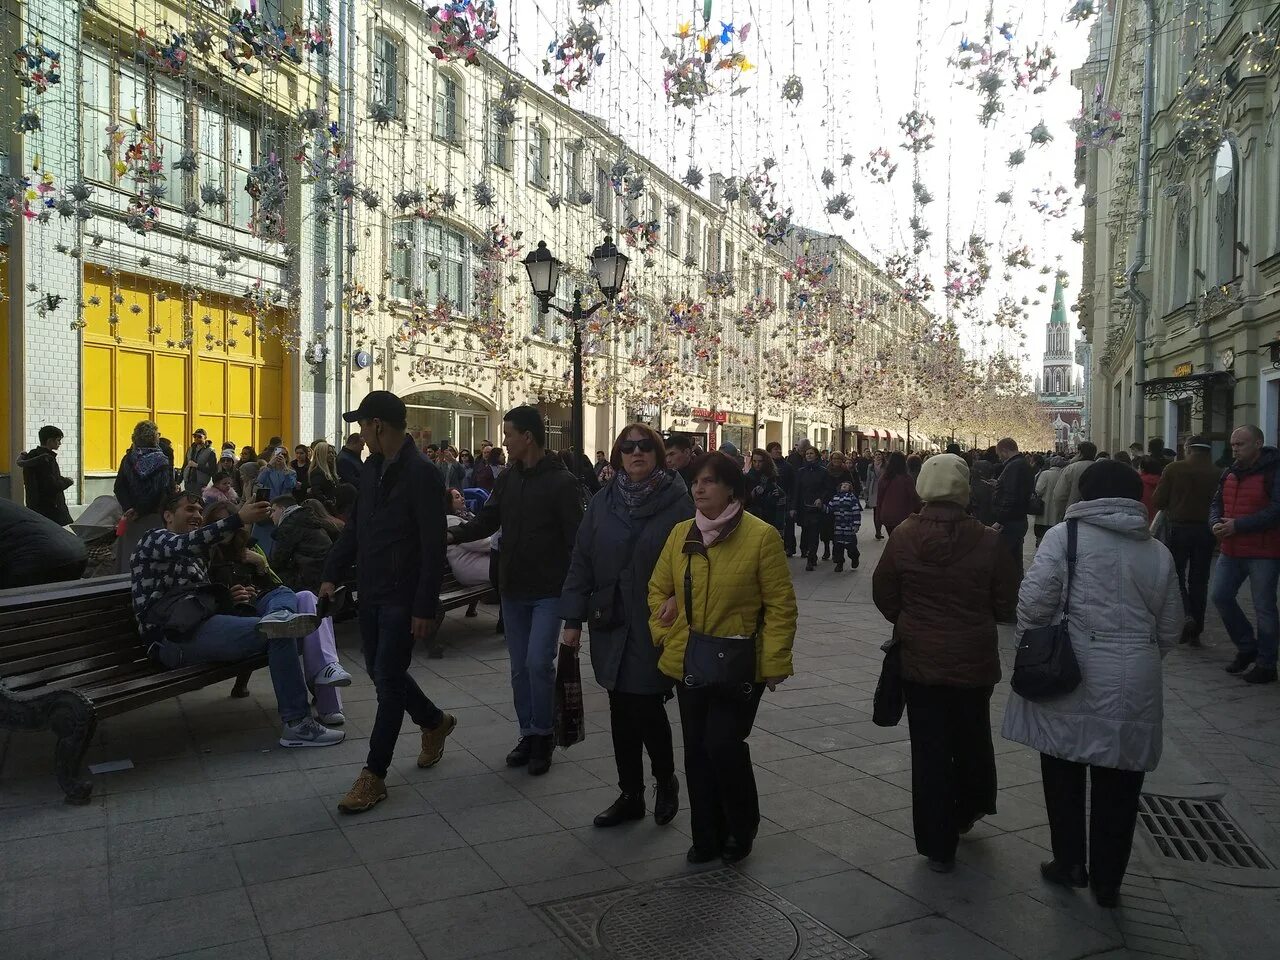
left=542, top=868, right=869, bottom=960
left=1138, top=793, right=1274, bottom=869
left=598, top=887, right=797, bottom=960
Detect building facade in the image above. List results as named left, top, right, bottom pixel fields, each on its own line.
left=1073, top=1, right=1280, bottom=460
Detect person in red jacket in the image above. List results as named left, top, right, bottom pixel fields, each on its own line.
left=1210, top=425, right=1280, bottom=683
left=877, top=451, right=922, bottom=535
left=1138, top=456, right=1163, bottom=521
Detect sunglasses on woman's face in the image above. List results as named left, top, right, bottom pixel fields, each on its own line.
left=619, top=439, right=657, bottom=454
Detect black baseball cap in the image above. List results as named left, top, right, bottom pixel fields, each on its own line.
left=342, top=390, right=407, bottom=428
left=1187, top=434, right=1212, bottom=449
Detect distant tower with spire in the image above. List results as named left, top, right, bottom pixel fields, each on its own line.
left=1036, top=277, right=1085, bottom=452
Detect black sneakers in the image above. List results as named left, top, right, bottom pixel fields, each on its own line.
left=1243, top=665, right=1278, bottom=684
left=505, top=737, right=532, bottom=767
left=1039, top=860, right=1088, bottom=888
left=528, top=734, right=554, bottom=776
left=1226, top=651, right=1258, bottom=675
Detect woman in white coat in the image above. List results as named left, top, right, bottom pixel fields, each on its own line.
left=1002, top=459, right=1183, bottom=908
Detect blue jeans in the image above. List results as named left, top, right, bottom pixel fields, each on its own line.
left=175, top=586, right=310, bottom=723
left=358, top=604, right=444, bottom=778
left=1211, top=555, right=1280, bottom=667
left=500, top=597, right=562, bottom=736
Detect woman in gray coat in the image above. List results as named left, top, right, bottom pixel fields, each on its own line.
left=1002, top=460, right=1182, bottom=908
left=560, top=423, right=694, bottom=828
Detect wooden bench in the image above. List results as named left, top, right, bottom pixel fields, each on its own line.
left=0, top=575, right=265, bottom=804
left=427, top=571, right=496, bottom=657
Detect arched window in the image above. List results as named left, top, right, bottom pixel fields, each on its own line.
left=1214, top=139, right=1239, bottom=283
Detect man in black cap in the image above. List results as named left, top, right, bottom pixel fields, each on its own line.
left=1153, top=434, right=1221, bottom=644
left=182, top=428, right=218, bottom=494
left=320, top=391, right=456, bottom=813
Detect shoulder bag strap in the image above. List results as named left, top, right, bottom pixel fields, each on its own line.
left=683, top=555, right=695, bottom=629
left=1062, top=518, right=1078, bottom=617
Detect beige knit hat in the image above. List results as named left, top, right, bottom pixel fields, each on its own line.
left=916, top=453, right=970, bottom=506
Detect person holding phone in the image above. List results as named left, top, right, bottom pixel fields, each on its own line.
left=252, top=448, right=296, bottom=553
left=320, top=391, right=455, bottom=814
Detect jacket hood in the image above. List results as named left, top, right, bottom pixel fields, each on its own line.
left=905, top=502, right=988, bottom=565
left=1063, top=497, right=1151, bottom=537
left=129, top=447, right=172, bottom=478
left=17, top=447, right=55, bottom=468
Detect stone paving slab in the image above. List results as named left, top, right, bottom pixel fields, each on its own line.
left=2, top=535, right=1278, bottom=958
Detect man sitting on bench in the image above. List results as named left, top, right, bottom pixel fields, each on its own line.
left=130, top=492, right=345, bottom=748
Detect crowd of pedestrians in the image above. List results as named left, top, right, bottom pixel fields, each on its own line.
left=11, top=407, right=1280, bottom=905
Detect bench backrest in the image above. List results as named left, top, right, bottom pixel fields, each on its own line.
left=0, top=575, right=141, bottom=694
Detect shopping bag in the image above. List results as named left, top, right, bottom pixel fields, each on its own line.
left=553, top=644, right=586, bottom=747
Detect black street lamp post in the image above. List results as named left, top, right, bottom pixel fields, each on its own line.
left=522, top=237, right=629, bottom=457
left=896, top=405, right=915, bottom=453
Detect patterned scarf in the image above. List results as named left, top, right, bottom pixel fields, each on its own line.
left=615, top=465, right=669, bottom=509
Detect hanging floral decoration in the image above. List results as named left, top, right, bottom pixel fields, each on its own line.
left=745, top=164, right=793, bottom=244
left=13, top=36, right=62, bottom=93
left=1070, top=83, right=1123, bottom=149
left=1, top=169, right=57, bottom=227
left=1029, top=121, right=1053, bottom=145
left=222, top=6, right=303, bottom=73
left=1015, top=44, right=1059, bottom=92
left=863, top=148, right=898, bottom=183
left=1029, top=186, right=1071, bottom=219
left=1003, top=245, right=1033, bottom=270
left=136, top=24, right=190, bottom=76
left=660, top=20, right=753, bottom=108
left=125, top=194, right=160, bottom=234
left=783, top=251, right=834, bottom=309
left=620, top=217, right=660, bottom=253
left=898, top=110, right=935, bottom=152
left=544, top=20, right=604, bottom=96
left=944, top=234, right=991, bottom=308
left=1065, top=1, right=1098, bottom=23
left=780, top=74, right=803, bottom=103
left=704, top=270, right=736, bottom=299
left=426, top=2, right=500, bottom=64
left=303, top=16, right=333, bottom=56
left=246, top=154, right=289, bottom=241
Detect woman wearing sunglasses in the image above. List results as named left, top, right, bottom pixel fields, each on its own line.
left=560, top=424, right=694, bottom=828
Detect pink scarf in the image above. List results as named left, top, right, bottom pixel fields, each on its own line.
left=695, top=501, right=742, bottom=546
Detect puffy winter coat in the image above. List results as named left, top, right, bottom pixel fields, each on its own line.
left=992, top=453, right=1034, bottom=525
left=17, top=446, right=74, bottom=526
left=648, top=510, right=796, bottom=684
left=872, top=502, right=1017, bottom=687
left=793, top=461, right=827, bottom=512
left=1001, top=498, right=1183, bottom=772
left=270, top=505, right=335, bottom=594
left=560, top=474, right=694, bottom=694
left=1209, top=447, right=1280, bottom=558
left=0, top=499, right=88, bottom=589
left=446, top=513, right=494, bottom=586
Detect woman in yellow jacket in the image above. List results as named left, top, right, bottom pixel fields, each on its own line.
left=649, top=451, right=797, bottom=865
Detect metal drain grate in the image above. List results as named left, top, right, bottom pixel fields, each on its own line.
left=1138, top=793, right=1273, bottom=869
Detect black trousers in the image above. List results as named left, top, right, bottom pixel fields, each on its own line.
left=998, top=519, right=1028, bottom=580
left=872, top=506, right=884, bottom=537
left=799, top=509, right=823, bottom=561
left=832, top=540, right=860, bottom=565
left=1040, top=753, right=1145, bottom=891
left=820, top=514, right=835, bottom=553
left=677, top=682, right=765, bottom=851
left=359, top=603, right=445, bottom=778
left=609, top=690, right=675, bottom=794
left=903, top=681, right=998, bottom=862
left=783, top=515, right=797, bottom=554
left=1167, top=522, right=1214, bottom=635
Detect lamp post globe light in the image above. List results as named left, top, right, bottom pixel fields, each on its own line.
left=522, top=236, right=629, bottom=456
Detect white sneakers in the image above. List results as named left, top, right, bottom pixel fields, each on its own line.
left=280, top=717, right=345, bottom=747
left=318, top=711, right=346, bottom=725
left=257, top=610, right=321, bottom=638
left=314, top=663, right=353, bottom=687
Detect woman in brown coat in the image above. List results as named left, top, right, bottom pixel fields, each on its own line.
left=872, top=453, right=1019, bottom=872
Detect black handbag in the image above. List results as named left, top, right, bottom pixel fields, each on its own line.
left=1011, top=519, right=1082, bottom=701
left=872, top=636, right=905, bottom=727
left=142, top=583, right=233, bottom=641
left=1027, top=491, right=1046, bottom=515
left=680, top=556, right=757, bottom=692
left=588, top=582, right=625, bottom=632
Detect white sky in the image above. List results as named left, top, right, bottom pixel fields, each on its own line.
left=500, top=0, right=1092, bottom=380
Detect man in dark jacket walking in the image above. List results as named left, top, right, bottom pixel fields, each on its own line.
left=336, top=432, right=365, bottom=486
left=320, top=391, right=456, bottom=813
left=1153, top=435, right=1221, bottom=644
left=793, top=445, right=828, bottom=571
left=449, top=405, right=584, bottom=776
left=1210, top=425, right=1280, bottom=683
left=767, top=441, right=796, bottom=556
left=991, top=438, right=1034, bottom=577
left=18, top=425, right=74, bottom=526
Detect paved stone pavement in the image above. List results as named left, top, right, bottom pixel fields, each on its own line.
left=2, top=533, right=1279, bottom=960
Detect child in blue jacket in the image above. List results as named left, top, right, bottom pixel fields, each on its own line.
left=826, top=480, right=863, bottom=572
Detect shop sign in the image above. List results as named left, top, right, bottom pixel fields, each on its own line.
left=691, top=408, right=728, bottom=423
left=1173, top=361, right=1193, bottom=378
left=726, top=412, right=753, bottom=426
